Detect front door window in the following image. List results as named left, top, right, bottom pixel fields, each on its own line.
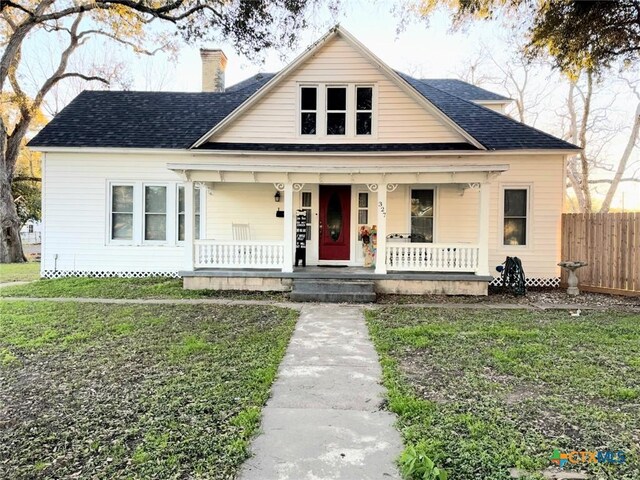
left=327, top=192, right=343, bottom=241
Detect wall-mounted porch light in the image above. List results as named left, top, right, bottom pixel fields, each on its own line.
left=274, top=191, right=281, bottom=203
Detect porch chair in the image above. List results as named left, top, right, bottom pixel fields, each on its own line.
left=232, top=223, right=251, bottom=241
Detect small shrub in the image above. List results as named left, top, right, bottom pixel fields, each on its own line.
left=399, top=443, right=448, bottom=480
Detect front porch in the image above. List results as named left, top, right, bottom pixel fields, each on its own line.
left=181, top=267, right=492, bottom=296
left=174, top=160, right=508, bottom=295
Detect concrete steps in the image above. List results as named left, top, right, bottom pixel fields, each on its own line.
left=290, top=279, right=376, bottom=303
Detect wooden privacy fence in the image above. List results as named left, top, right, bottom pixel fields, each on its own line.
left=561, top=213, right=640, bottom=296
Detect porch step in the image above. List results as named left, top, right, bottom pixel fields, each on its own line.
left=290, top=279, right=376, bottom=303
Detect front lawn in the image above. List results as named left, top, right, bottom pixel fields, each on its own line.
left=366, top=307, right=640, bottom=479
left=0, top=276, right=287, bottom=301
left=0, top=262, right=40, bottom=283
left=0, top=301, right=297, bottom=479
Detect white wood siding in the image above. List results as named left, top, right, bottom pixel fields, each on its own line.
left=212, top=35, right=466, bottom=144
left=42, top=153, right=186, bottom=274
left=205, top=183, right=284, bottom=241
left=42, top=152, right=563, bottom=279
left=385, top=156, right=564, bottom=279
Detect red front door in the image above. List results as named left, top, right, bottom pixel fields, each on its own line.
left=319, top=185, right=351, bottom=261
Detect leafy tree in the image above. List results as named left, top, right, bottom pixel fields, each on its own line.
left=1, top=0, right=324, bottom=263
left=409, top=0, right=640, bottom=73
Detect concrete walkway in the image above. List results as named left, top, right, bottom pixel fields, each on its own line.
left=239, top=304, right=402, bottom=480
left=0, top=281, right=31, bottom=289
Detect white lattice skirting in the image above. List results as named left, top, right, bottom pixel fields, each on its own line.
left=42, top=270, right=180, bottom=279
left=490, top=276, right=561, bottom=288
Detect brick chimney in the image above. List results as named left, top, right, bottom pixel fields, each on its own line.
left=200, top=49, right=227, bottom=92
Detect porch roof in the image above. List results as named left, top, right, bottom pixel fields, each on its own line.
left=167, top=162, right=509, bottom=185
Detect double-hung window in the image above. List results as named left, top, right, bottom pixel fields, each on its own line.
left=410, top=189, right=434, bottom=243
left=301, top=192, right=312, bottom=240
left=144, top=185, right=167, bottom=241
left=356, top=87, right=373, bottom=135
left=177, top=186, right=202, bottom=241
left=358, top=192, right=369, bottom=225
left=503, top=188, right=528, bottom=246
left=326, top=86, right=347, bottom=135
left=111, top=185, right=134, bottom=240
left=300, top=87, right=317, bottom=135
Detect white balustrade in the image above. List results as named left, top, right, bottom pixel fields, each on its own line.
left=194, top=240, right=285, bottom=269
left=386, top=243, right=479, bottom=272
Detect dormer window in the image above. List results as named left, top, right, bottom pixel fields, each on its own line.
left=356, top=87, right=373, bottom=135
left=300, top=87, right=317, bottom=135
left=326, top=87, right=347, bottom=135
left=299, top=84, right=375, bottom=137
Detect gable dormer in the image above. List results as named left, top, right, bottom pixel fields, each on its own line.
left=206, top=31, right=470, bottom=145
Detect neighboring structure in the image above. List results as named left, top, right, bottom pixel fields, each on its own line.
left=29, top=26, right=579, bottom=295
left=20, top=220, right=42, bottom=244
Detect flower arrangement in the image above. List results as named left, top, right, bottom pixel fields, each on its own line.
left=359, top=225, right=377, bottom=267
left=359, top=225, right=372, bottom=244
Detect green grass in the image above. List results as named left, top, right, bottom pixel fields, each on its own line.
left=0, top=301, right=297, bottom=479
left=366, top=307, right=640, bottom=480
left=0, top=276, right=287, bottom=301
left=0, top=262, right=40, bottom=282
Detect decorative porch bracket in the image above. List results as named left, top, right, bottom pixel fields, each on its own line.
left=274, top=182, right=305, bottom=192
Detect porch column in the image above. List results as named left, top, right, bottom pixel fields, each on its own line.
left=183, top=180, right=195, bottom=271
left=375, top=184, right=387, bottom=274
left=477, top=182, right=490, bottom=276
left=282, top=183, right=294, bottom=273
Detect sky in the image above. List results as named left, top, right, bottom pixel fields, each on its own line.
left=20, top=0, right=640, bottom=210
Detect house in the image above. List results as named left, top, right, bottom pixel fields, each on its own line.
left=29, top=26, right=579, bottom=297
left=20, top=219, right=42, bottom=245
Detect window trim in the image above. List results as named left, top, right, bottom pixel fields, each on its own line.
left=300, top=190, right=313, bottom=241
left=500, top=185, right=531, bottom=248
left=326, top=85, right=348, bottom=136
left=300, top=85, right=318, bottom=136
left=355, top=85, right=374, bottom=136
left=107, top=181, right=137, bottom=245
left=408, top=187, right=437, bottom=243
left=177, top=184, right=205, bottom=243
left=296, top=83, right=377, bottom=139
left=177, top=185, right=186, bottom=243
left=142, top=183, right=171, bottom=245
left=357, top=191, right=369, bottom=227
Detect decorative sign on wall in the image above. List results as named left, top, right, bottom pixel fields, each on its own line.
left=295, top=210, right=307, bottom=267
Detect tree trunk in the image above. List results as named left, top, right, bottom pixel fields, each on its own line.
left=0, top=170, right=25, bottom=263
left=0, top=121, right=26, bottom=263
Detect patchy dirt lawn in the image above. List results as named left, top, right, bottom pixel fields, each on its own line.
left=378, top=289, right=640, bottom=310
left=0, top=301, right=297, bottom=479
left=0, top=276, right=287, bottom=301
left=366, top=307, right=640, bottom=480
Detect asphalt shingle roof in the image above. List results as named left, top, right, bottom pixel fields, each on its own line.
left=226, top=73, right=276, bottom=92
left=29, top=75, right=271, bottom=149
left=399, top=72, right=578, bottom=151
left=29, top=69, right=578, bottom=151
left=419, top=79, right=510, bottom=102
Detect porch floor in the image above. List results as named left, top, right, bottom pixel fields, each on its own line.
left=181, top=266, right=492, bottom=282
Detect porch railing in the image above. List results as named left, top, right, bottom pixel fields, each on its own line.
left=386, top=243, right=479, bottom=272
left=194, top=240, right=285, bottom=269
